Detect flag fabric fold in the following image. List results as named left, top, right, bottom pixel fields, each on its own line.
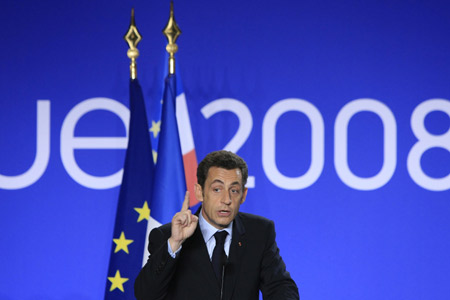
left=105, top=78, right=154, bottom=299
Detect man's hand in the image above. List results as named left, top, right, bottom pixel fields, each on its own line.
left=168, top=191, right=199, bottom=252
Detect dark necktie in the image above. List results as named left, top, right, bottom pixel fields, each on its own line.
left=211, top=231, right=228, bottom=284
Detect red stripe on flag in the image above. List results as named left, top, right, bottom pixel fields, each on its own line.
left=183, top=149, right=199, bottom=207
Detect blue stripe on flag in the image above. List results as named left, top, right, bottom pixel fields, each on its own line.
left=151, top=74, right=186, bottom=224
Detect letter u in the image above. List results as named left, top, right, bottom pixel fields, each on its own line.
left=0, top=100, right=50, bottom=189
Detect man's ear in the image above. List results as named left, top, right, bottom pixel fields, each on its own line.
left=240, top=187, right=248, bottom=204
left=194, top=183, right=204, bottom=202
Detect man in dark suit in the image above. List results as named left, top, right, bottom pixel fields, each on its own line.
left=135, top=150, right=299, bottom=299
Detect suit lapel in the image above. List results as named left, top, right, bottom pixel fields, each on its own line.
left=223, top=213, right=246, bottom=300
left=193, top=208, right=220, bottom=287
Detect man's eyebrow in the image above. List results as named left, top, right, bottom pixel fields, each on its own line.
left=209, top=180, right=241, bottom=186
left=210, top=179, right=225, bottom=185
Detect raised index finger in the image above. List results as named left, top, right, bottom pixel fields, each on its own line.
left=181, top=191, right=190, bottom=211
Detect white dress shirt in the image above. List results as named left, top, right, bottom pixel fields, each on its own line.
left=198, top=209, right=233, bottom=259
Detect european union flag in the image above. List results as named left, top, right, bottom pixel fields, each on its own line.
left=105, top=78, right=154, bottom=299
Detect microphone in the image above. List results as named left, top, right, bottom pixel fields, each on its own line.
left=220, top=255, right=228, bottom=300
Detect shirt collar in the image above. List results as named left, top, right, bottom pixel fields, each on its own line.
left=199, top=208, right=233, bottom=243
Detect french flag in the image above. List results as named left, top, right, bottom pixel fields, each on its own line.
left=176, top=92, right=199, bottom=208
left=143, top=74, right=199, bottom=266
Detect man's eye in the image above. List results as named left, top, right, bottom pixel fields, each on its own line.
left=213, top=188, right=221, bottom=192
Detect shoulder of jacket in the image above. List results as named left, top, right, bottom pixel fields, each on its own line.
left=150, top=222, right=172, bottom=239
left=237, top=212, right=273, bottom=227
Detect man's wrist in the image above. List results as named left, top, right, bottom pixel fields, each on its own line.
left=167, top=238, right=182, bottom=258
left=168, top=237, right=182, bottom=253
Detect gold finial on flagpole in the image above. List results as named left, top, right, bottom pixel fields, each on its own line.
left=163, top=1, right=181, bottom=75
left=124, top=8, right=142, bottom=79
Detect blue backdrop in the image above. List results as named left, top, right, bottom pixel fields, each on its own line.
left=1, top=0, right=450, bottom=299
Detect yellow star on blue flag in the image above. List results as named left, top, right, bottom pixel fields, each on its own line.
left=108, top=270, right=129, bottom=292
left=113, top=232, right=134, bottom=254
left=134, top=201, right=150, bottom=222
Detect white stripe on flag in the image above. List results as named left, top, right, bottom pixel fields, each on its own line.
left=142, top=217, right=162, bottom=267
left=176, top=93, right=195, bottom=155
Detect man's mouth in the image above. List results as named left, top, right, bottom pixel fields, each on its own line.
left=218, top=210, right=231, bottom=217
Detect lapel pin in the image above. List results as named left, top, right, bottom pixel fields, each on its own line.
left=238, top=242, right=242, bottom=247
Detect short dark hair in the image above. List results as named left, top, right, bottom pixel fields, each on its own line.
left=197, top=150, right=248, bottom=189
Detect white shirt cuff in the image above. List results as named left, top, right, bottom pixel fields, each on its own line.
left=167, top=240, right=182, bottom=258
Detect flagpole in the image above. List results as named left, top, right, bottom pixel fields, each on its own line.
left=163, top=1, right=181, bottom=75
left=124, top=8, right=142, bottom=79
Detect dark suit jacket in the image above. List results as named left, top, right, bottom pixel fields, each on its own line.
left=135, top=210, right=299, bottom=300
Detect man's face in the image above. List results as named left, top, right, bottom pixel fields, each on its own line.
left=195, top=167, right=248, bottom=229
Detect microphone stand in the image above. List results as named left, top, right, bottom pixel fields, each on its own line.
left=220, top=255, right=228, bottom=300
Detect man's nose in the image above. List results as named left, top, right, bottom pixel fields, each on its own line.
left=222, top=192, right=232, bottom=205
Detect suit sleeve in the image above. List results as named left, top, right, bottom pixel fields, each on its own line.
left=259, top=220, right=300, bottom=300
left=134, top=225, right=179, bottom=300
